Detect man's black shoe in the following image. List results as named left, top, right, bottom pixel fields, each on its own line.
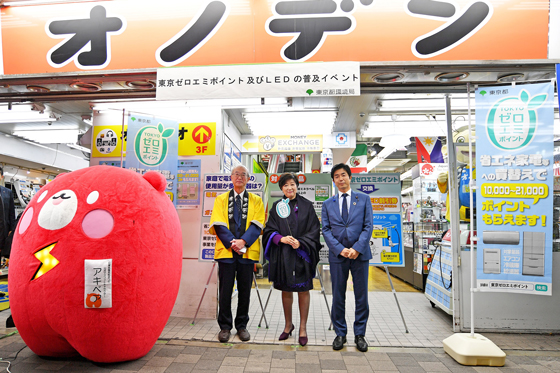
left=238, top=328, right=251, bottom=341
left=218, top=329, right=231, bottom=343
left=332, top=335, right=347, bottom=350
left=355, top=335, right=368, bottom=352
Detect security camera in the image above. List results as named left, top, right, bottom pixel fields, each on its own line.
left=47, top=121, right=52, bottom=125
left=359, top=112, right=365, bottom=118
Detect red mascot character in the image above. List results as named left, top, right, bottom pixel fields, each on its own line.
left=9, top=166, right=182, bottom=363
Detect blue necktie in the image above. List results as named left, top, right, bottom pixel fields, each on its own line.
left=342, top=193, right=349, bottom=223
left=235, top=195, right=241, bottom=225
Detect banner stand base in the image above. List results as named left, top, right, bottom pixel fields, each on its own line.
left=443, top=333, right=506, bottom=367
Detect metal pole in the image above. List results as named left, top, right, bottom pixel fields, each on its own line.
left=445, top=94, right=462, bottom=332
left=253, top=273, right=269, bottom=329
left=316, top=267, right=333, bottom=330
left=191, top=262, right=216, bottom=325
left=120, top=108, right=126, bottom=168
left=258, top=286, right=273, bottom=328
left=384, top=266, right=409, bottom=333
left=467, top=83, right=476, bottom=337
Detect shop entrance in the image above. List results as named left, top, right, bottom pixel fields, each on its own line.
left=0, top=62, right=557, bottom=346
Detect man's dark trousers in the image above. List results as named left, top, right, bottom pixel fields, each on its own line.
left=330, top=257, right=369, bottom=336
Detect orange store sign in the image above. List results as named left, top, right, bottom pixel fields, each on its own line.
left=0, top=0, right=549, bottom=76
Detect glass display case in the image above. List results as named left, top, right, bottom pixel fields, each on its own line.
left=412, top=166, right=448, bottom=275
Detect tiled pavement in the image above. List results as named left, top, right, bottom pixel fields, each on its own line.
left=1, top=335, right=560, bottom=372
left=1, top=288, right=560, bottom=372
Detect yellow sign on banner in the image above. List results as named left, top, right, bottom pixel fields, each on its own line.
left=92, top=125, right=127, bottom=158
left=372, top=229, right=388, bottom=238
left=258, top=135, right=322, bottom=153
left=178, top=122, right=216, bottom=156
left=381, top=251, right=400, bottom=263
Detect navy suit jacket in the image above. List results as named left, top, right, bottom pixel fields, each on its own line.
left=321, top=189, right=373, bottom=263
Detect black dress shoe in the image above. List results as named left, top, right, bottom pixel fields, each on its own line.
left=332, top=335, right=347, bottom=350
left=218, top=329, right=231, bottom=343
left=238, top=328, right=251, bottom=341
left=355, top=335, right=368, bottom=352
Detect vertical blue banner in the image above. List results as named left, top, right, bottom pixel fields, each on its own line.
left=177, top=159, right=201, bottom=208
left=127, top=113, right=179, bottom=206
left=476, top=82, right=554, bottom=295
left=350, top=173, right=404, bottom=267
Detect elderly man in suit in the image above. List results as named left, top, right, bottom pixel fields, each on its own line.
left=322, top=163, right=373, bottom=352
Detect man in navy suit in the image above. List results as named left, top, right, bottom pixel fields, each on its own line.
left=322, top=163, right=373, bottom=352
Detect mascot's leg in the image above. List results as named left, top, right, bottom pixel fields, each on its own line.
left=13, top=314, right=79, bottom=357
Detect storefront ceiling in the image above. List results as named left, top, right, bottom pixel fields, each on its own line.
left=0, top=63, right=556, bottom=176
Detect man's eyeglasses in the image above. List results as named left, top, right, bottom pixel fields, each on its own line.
left=231, top=172, right=248, bottom=178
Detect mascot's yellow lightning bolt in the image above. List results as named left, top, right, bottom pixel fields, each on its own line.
left=33, top=243, right=60, bottom=280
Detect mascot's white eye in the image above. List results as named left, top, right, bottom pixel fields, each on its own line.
left=37, top=191, right=48, bottom=203
left=37, top=189, right=78, bottom=230
left=87, top=191, right=99, bottom=204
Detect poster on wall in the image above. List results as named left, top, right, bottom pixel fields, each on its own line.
left=351, top=173, right=404, bottom=267
left=223, top=136, right=232, bottom=174
left=176, top=159, right=201, bottom=209
left=126, top=113, right=179, bottom=206
left=232, top=143, right=242, bottom=168
left=178, top=122, right=216, bottom=156
left=476, top=82, right=554, bottom=295
left=92, top=125, right=127, bottom=158
left=199, top=173, right=265, bottom=261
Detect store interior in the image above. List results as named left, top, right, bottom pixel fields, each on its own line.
left=0, top=64, right=559, bottom=337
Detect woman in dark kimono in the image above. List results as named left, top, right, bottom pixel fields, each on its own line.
left=263, top=173, right=321, bottom=346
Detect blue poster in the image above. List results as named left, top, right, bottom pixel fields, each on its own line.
left=351, top=173, right=404, bottom=267
left=127, top=113, right=179, bottom=206
left=177, top=159, right=201, bottom=208
left=476, top=82, right=554, bottom=295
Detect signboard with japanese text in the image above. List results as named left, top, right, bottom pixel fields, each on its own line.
left=199, top=173, right=265, bottom=261
left=92, top=125, right=127, bottom=158
left=176, top=159, right=201, bottom=209
left=223, top=136, right=232, bottom=174
left=258, top=135, right=322, bottom=153
left=84, top=259, right=112, bottom=309
left=1, top=1, right=549, bottom=76
left=157, top=62, right=360, bottom=99
left=178, top=122, right=216, bottom=156
left=267, top=173, right=332, bottom=265
left=351, top=173, right=404, bottom=267
left=476, top=82, right=554, bottom=295
left=126, top=113, right=179, bottom=206
left=241, top=133, right=353, bottom=153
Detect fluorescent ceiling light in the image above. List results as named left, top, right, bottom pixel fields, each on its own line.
left=67, top=143, right=91, bottom=153
left=366, top=145, right=399, bottom=172
left=13, top=130, right=79, bottom=144
left=401, top=187, right=414, bottom=195
left=377, top=94, right=471, bottom=112
left=363, top=121, right=446, bottom=137
left=92, top=98, right=287, bottom=111
left=244, top=111, right=337, bottom=135
left=400, top=169, right=413, bottom=180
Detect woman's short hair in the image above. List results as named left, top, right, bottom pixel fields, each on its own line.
left=278, top=173, right=299, bottom=189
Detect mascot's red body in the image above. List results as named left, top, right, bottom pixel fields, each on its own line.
left=9, top=166, right=182, bottom=363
